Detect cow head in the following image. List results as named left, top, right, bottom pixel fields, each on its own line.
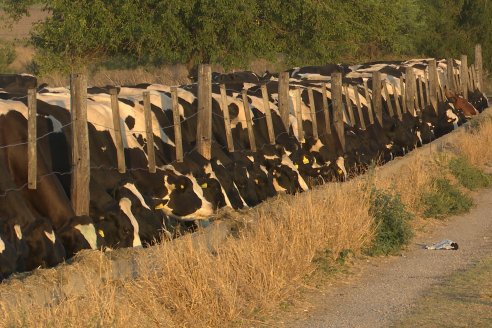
left=445, top=89, right=458, bottom=102
left=21, top=219, right=66, bottom=269
left=57, top=215, right=101, bottom=257
left=154, top=170, right=214, bottom=220
left=445, top=89, right=478, bottom=118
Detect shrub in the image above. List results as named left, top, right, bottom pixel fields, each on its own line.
left=422, top=178, right=473, bottom=219
left=0, top=42, right=16, bottom=72
left=448, top=156, right=492, bottom=190
left=365, top=189, right=413, bottom=256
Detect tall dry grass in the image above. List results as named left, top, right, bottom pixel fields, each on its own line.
left=454, top=117, right=492, bottom=167
left=1, top=109, right=492, bottom=328
left=0, top=181, right=374, bottom=327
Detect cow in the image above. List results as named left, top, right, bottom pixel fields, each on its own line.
left=0, top=74, right=37, bottom=97
left=445, top=89, right=479, bottom=118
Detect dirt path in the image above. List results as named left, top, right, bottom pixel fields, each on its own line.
left=283, top=189, right=492, bottom=328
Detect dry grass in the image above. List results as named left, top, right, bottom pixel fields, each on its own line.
left=455, top=117, right=492, bottom=167
left=373, top=156, right=437, bottom=216
left=0, top=181, right=374, bottom=327
left=1, top=110, right=492, bottom=328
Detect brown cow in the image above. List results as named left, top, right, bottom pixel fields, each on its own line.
left=445, top=89, right=478, bottom=117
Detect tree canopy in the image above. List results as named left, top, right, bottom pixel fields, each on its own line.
left=1, top=0, right=490, bottom=74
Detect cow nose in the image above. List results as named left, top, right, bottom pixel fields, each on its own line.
left=194, top=198, right=214, bottom=219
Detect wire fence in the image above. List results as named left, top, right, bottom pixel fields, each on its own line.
left=0, top=54, right=483, bottom=203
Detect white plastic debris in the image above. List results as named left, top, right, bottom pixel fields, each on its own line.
left=425, top=239, right=459, bottom=250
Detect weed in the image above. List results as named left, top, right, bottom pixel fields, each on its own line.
left=365, top=189, right=413, bottom=256
left=312, top=248, right=336, bottom=274
left=448, top=156, right=491, bottom=190
left=336, top=249, right=354, bottom=265
left=0, top=42, right=16, bottom=72
left=421, top=178, right=473, bottom=219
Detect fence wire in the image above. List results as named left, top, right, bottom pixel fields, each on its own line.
left=0, top=58, right=471, bottom=200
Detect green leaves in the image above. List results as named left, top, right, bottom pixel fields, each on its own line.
left=366, top=188, right=414, bottom=256
left=2, top=0, right=491, bottom=73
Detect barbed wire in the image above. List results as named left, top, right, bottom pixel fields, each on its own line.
left=0, top=168, right=74, bottom=198
left=0, top=59, right=469, bottom=200
left=0, top=121, right=73, bottom=150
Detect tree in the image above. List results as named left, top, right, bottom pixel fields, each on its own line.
left=1, top=0, right=490, bottom=73
left=416, top=0, right=492, bottom=69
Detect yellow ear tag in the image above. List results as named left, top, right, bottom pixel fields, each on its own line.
left=302, top=156, right=309, bottom=164
left=201, top=182, right=208, bottom=188
left=98, top=230, right=105, bottom=238
left=337, top=169, right=343, bottom=174
left=295, top=164, right=299, bottom=169
left=155, top=203, right=165, bottom=210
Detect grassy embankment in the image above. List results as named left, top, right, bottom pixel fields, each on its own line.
left=0, top=110, right=491, bottom=327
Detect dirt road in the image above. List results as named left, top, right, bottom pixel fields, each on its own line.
left=284, top=189, right=492, bottom=328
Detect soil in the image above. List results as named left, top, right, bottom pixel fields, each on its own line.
left=280, top=189, right=492, bottom=328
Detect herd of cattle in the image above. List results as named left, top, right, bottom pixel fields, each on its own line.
left=0, top=59, right=489, bottom=279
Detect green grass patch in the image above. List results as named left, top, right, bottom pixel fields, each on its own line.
left=365, top=189, right=414, bottom=256
left=422, top=178, right=473, bottom=219
left=448, top=156, right=492, bottom=190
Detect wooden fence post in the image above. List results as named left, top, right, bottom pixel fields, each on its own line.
left=428, top=60, right=438, bottom=114
left=294, top=87, right=304, bottom=142
left=219, top=84, right=235, bottom=152
left=278, top=72, right=290, bottom=131
left=143, top=91, right=156, bottom=173
left=196, top=64, right=212, bottom=160
left=424, top=71, right=430, bottom=108
left=171, top=87, right=183, bottom=162
left=447, top=58, right=455, bottom=92
left=460, top=55, right=469, bottom=99
left=400, top=76, right=407, bottom=114
left=27, top=88, right=37, bottom=190
left=405, top=67, right=416, bottom=116
left=417, top=76, right=425, bottom=114
left=260, top=84, right=275, bottom=144
left=353, top=85, right=366, bottom=129
left=241, top=90, right=256, bottom=151
left=70, top=73, right=90, bottom=216
left=343, top=85, right=355, bottom=126
left=391, top=83, right=402, bottom=121
left=363, top=80, right=374, bottom=125
left=321, top=83, right=331, bottom=134
left=382, top=81, right=395, bottom=117
left=467, top=65, right=474, bottom=91
left=475, top=44, right=483, bottom=92
left=307, top=87, right=318, bottom=140
left=470, top=64, right=477, bottom=90
left=453, top=71, right=460, bottom=94
left=109, top=88, right=126, bottom=173
left=372, top=72, right=383, bottom=125
left=331, top=73, right=345, bottom=151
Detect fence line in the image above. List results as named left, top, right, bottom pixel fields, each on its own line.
left=0, top=47, right=485, bottom=210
